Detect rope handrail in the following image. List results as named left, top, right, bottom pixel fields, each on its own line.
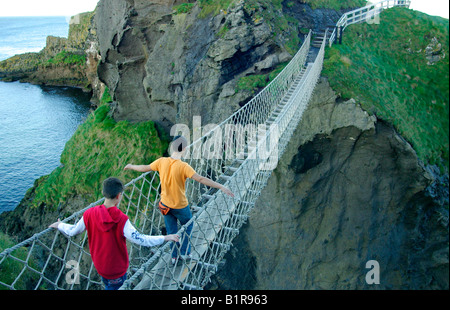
left=0, top=29, right=316, bottom=290
left=122, top=30, right=320, bottom=290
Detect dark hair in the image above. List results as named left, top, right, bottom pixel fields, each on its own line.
left=102, top=177, right=124, bottom=199
left=171, top=135, right=188, bottom=152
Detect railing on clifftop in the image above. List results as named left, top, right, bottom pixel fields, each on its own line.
left=329, top=0, right=411, bottom=47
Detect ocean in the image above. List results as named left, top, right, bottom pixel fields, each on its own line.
left=0, top=17, right=92, bottom=213
left=0, top=16, right=70, bottom=62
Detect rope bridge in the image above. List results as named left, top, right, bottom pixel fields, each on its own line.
left=0, top=0, right=410, bottom=290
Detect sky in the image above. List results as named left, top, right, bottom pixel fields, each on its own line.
left=0, top=0, right=448, bottom=19
left=0, top=0, right=100, bottom=17
left=409, top=0, right=449, bottom=18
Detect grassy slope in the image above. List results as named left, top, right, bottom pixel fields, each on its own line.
left=0, top=232, right=38, bottom=289
left=322, top=7, right=449, bottom=169
left=31, top=97, right=169, bottom=209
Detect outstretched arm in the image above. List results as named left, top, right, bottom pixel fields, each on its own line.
left=49, top=217, right=86, bottom=237
left=191, top=173, right=235, bottom=197
left=123, top=220, right=179, bottom=247
left=124, top=164, right=153, bottom=173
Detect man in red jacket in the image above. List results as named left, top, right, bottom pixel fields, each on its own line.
left=49, top=177, right=179, bottom=290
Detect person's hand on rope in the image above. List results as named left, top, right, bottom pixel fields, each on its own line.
left=164, top=234, right=180, bottom=242
left=49, top=219, right=62, bottom=229
left=220, top=186, right=235, bottom=198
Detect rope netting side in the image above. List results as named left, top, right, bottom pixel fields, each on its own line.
left=0, top=198, right=103, bottom=290
left=121, top=32, right=327, bottom=290
left=0, top=173, right=162, bottom=290
left=0, top=31, right=317, bottom=291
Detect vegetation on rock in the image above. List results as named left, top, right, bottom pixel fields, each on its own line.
left=323, top=7, right=449, bottom=169
left=0, top=12, right=94, bottom=89
left=0, top=233, right=38, bottom=290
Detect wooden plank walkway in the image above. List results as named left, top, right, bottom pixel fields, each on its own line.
left=134, top=162, right=256, bottom=290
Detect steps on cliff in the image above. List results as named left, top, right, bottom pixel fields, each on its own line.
left=311, top=28, right=333, bottom=48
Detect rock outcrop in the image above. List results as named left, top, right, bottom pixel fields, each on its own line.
left=0, top=12, right=102, bottom=99
left=95, top=0, right=320, bottom=130
left=207, top=78, right=449, bottom=290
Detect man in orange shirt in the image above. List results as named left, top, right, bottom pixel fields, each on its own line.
left=124, top=136, right=234, bottom=264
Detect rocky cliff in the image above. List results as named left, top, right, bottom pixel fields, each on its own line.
left=206, top=78, right=449, bottom=289
left=94, top=0, right=346, bottom=130
left=0, top=0, right=447, bottom=290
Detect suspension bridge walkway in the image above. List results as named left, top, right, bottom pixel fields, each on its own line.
left=0, top=0, right=410, bottom=290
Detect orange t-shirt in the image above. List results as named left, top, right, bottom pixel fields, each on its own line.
left=150, top=157, right=196, bottom=209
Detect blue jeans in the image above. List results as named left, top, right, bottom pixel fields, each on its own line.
left=101, top=273, right=127, bottom=290
left=164, top=205, right=193, bottom=258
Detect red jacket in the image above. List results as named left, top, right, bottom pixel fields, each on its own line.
left=83, top=205, right=129, bottom=279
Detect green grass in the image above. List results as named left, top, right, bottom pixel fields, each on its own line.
left=46, top=51, right=86, bottom=67
left=198, top=0, right=236, bottom=18
left=301, top=0, right=367, bottom=10
left=100, top=86, right=113, bottom=104
left=173, top=2, right=196, bottom=14
left=32, top=90, right=169, bottom=209
left=237, top=62, right=288, bottom=93
left=0, top=53, right=43, bottom=75
left=322, top=7, right=449, bottom=169
left=0, top=233, right=39, bottom=290
left=173, top=0, right=236, bottom=18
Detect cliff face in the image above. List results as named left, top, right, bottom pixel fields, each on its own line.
left=95, top=0, right=337, bottom=130
left=206, top=79, right=449, bottom=290
left=0, top=0, right=447, bottom=290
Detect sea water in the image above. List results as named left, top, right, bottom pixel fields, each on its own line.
left=0, top=17, right=92, bottom=213
left=0, top=16, right=69, bottom=61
